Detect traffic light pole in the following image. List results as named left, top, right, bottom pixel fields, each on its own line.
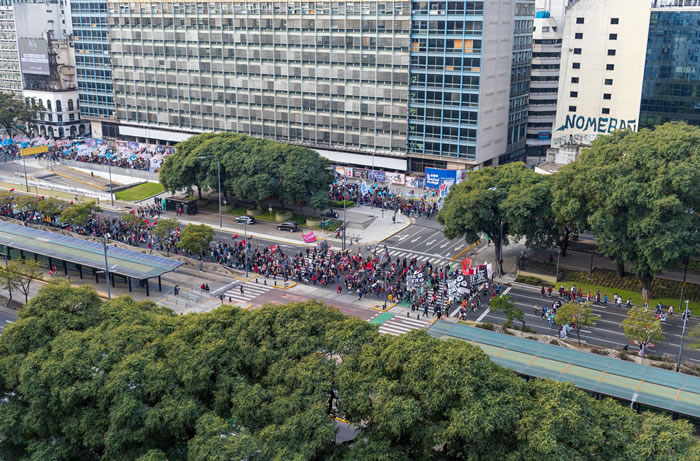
left=676, top=300, right=691, bottom=372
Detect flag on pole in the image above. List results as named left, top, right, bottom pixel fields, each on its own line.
left=461, top=257, right=472, bottom=273
left=270, top=244, right=279, bottom=253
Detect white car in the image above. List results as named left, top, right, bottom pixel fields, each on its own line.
left=235, top=216, right=255, bottom=224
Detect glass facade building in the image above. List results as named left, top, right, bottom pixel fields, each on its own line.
left=71, top=0, right=116, bottom=121
left=407, top=1, right=483, bottom=162
left=640, top=9, right=700, bottom=128
left=505, top=0, right=534, bottom=161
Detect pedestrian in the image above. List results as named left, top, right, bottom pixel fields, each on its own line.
left=337, top=284, right=342, bottom=294
left=240, top=284, right=244, bottom=295
left=626, top=298, right=632, bottom=309
left=668, top=305, right=674, bottom=317
left=199, top=259, right=203, bottom=272
left=603, top=294, right=608, bottom=306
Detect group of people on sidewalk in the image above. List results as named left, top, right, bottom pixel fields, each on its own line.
left=328, top=183, right=439, bottom=220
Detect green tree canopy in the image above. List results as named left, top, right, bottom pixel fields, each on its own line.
left=568, top=122, right=700, bottom=298
left=59, top=201, right=102, bottom=228
left=0, top=282, right=697, bottom=460
left=438, top=162, right=560, bottom=265
left=489, top=294, right=525, bottom=330
left=159, top=133, right=332, bottom=209
left=178, top=223, right=214, bottom=256
left=554, top=301, right=600, bottom=346
left=621, top=306, right=666, bottom=356
left=0, top=92, right=41, bottom=140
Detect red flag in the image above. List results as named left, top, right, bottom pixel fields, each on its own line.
left=270, top=244, right=279, bottom=253
left=232, top=234, right=238, bottom=239
left=461, top=257, right=472, bottom=272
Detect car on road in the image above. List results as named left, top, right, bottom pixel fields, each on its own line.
left=235, top=216, right=255, bottom=224
left=277, top=221, right=300, bottom=232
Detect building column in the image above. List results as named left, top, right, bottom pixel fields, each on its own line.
left=128, top=277, right=132, bottom=292
left=158, top=275, right=162, bottom=291
left=145, top=279, right=150, bottom=297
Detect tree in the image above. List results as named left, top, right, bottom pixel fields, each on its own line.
left=5, top=259, right=41, bottom=303
left=120, top=212, right=147, bottom=230
left=438, top=162, right=546, bottom=265
left=151, top=218, right=180, bottom=241
left=37, top=197, right=66, bottom=218
left=554, top=301, right=600, bottom=346
left=0, top=263, right=19, bottom=306
left=489, top=294, right=525, bottom=331
left=0, top=283, right=698, bottom=460
left=575, top=123, right=700, bottom=297
left=159, top=132, right=219, bottom=199
left=178, top=223, right=214, bottom=256
left=309, top=191, right=329, bottom=216
left=59, top=201, right=102, bottom=228
left=551, top=162, right=591, bottom=257
left=0, top=92, right=41, bottom=140
left=621, top=307, right=666, bottom=356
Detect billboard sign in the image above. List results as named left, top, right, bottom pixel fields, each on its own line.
left=18, top=38, right=50, bottom=75
left=425, top=168, right=457, bottom=189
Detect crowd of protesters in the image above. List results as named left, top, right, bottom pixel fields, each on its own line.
left=0, top=136, right=173, bottom=172
left=329, top=182, right=440, bottom=220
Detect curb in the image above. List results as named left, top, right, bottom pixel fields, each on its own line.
left=370, top=301, right=396, bottom=312
left=450, top=239, right=480, bottom=261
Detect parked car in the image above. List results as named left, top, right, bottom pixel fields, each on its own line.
left=277, top=221, right=300, bottom=232
left=235, top=215, right=255, bottom=224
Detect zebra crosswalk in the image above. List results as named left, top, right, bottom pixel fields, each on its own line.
left=385, top=249, right=442, bottom=268
left=221, top=281, right=274, bottom=306
left=371, top=313, right=432, bottom=336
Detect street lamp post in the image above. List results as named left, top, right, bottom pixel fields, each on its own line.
left=103, top=234, right=112, bottom=300
left=342, top=178, right=347, bottom=252
left=383, top=269, right=388, bottom=309
left=244, top=219, right=249, bottom=277
left=498, top=220, right=504, bottom=277
left=107, top=153, right=114, bottom=206
left=676, top=300, right=691, bottom=372
left=556, top=249, right=561, bottom=282
left=22, top=154, right=29, bottom=192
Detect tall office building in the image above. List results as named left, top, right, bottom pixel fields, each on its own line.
left=71, top=0, right=118, bottom=137
left=503, top=0, right=535, bottom=162
left=551, top=0, right=700, bottom=157
left=526, top=10, right=561, bottom=155
left=552, top=0, right=651, bottom=149
left=98, top=0, right=535, bottom=172
left=0, top=1, right=21, bottom=96
left=640, top=0, right=700, bottom=128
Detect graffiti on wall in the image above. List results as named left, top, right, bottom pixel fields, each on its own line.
left=552, top=113, right=638, bottom=147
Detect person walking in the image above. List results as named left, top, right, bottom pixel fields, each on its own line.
left=239, top=284, right=244, bottom=295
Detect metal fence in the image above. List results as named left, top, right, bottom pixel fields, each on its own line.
left=61, top=160, right=159, bottom=182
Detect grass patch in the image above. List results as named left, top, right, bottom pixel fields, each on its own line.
left=329, top=200, right=355, bottom=208
left=515, top=275, right=543, bottom=286
left=115, top=182, right=165, bottom=201
left=475, top=322, right=495, bottom=331
left=561, top=268, right=700, bottom=310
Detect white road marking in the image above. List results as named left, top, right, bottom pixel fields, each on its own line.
left=425, top=239, right=436, bottom=245
left=440, top=242, right=450, bottom=248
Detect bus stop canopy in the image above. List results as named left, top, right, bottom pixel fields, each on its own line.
left=0, top=220, right=182, bottom=280
left=430, top=320, right=700, bottom=419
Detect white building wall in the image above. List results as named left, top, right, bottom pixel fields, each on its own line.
left=552, top=0, right=650, bottom=148
left=476, top=0, right=515, bottom=165
left=23, top=89, right=88, bottom=138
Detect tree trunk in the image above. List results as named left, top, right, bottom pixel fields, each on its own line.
left=616, top=261, right=625, bottom=278
left=640, top=273, right=653, bottom=301
left=560, top=228, right=571, bottom=257
left=576, top=329, right=581, bottom=346
left=196, top=185, right=203, bottom=200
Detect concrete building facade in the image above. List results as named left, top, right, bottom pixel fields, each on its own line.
left=96, top=0, right=534, bottom=173
left=0, top=1, right=21, bottom=96
left=526, top=11, right=561, bottom=155
left=552, top=0, right=651, bottom=149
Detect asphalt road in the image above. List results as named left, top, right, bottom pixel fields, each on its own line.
left=471, top=284, right=700, bottom=363
left=0, top=306, right=17, bottom=334
left=381, top=217, right=469, bottom=265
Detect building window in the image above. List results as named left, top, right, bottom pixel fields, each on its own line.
left=606, top=64, right=615, bottom=71
left=574, top=48, right=582, bottom=55
left=609, top=33, right=617, bottom=40
left=602, top=108, right=610, bottom=114
left=575, top=32, right=583, bottom=39
left=573, top=62, right=581, bottom=69
left=611, top=18, right=619, bottom=25
left=607, top=49, right=616, bottom=56
left=576, top=17, right=584, bottom=24
left=569, top=106, right=577, bottom=112
left=571, top=77, right=579, bottom=83
left=603, top=93, right=612, bottom=100
left=605, top=79, right=613, bottom=85
left=570, top=91, right=578, bottom=97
